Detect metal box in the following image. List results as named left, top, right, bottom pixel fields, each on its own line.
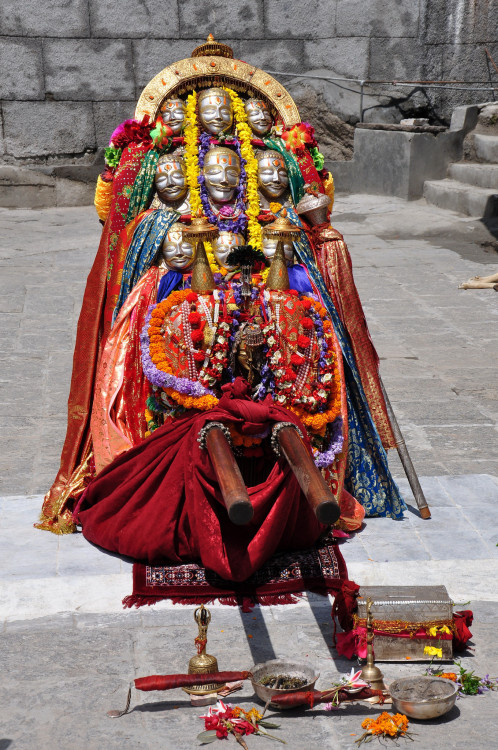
left=357, top=585, right=453, bottom=662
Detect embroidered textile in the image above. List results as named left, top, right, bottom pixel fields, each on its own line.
left=124, top=532, right=348, bottom=610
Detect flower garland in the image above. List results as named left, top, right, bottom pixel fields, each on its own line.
left=223, top=86, right=262, bottom=250
left=184, top=91, right=202, bottom=216
left=198, top=132, right=248, bottom=234
left=261, top=291, right=341, bottom=433
left=355, top=713, right=411, bottom=746
left=142, top=289, right=233, bottom=412
left=204, top=240, right=224, bottom=275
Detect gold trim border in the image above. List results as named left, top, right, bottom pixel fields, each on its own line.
left=135, top=56, right=301, bottom=128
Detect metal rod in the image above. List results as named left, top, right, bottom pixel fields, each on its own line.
left=379, top=378, right=431, bottom=519
left=277, top=425, right=341, bottom=525
left=205, top=426, right=254, bottom=525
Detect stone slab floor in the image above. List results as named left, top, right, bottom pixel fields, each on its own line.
left=0, top=195, right=497, bottom=749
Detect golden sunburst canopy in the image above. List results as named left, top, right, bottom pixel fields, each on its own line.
left=135, top=34, right=300, bottom=128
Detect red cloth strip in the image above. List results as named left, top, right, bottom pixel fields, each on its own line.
left=134, top=671, right=250, bottom=691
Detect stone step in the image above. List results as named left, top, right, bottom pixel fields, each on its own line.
left=474, top=134, right=498, bottom=163
left=423, top=177, right=498, bottom=218
left=448, top=162, right=498, bottom=189
left=0, top=165, right=95, bottom=208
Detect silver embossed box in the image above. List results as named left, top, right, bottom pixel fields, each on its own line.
left=357, top=586, right=453, bottom=662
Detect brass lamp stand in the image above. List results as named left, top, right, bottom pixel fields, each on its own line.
left=360, top=597, right=386, bottom=691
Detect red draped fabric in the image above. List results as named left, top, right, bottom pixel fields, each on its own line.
left=37, top=143, right=150, bottom=532
left=76, top=380, right=332, bottom=581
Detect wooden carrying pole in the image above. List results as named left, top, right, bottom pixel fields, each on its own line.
left=379, top=378, right=431, bottom=519
left=205, top=426, right=254, bottom=525
left=276, top=425, right=341, bottom=525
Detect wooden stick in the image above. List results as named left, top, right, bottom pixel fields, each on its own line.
left=205, top=426, right=254, bottom=525
left=379, top=378, right=431, bottom=519
left=277, top=425, right=340, bottom=525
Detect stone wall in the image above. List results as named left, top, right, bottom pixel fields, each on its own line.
left=0, top=0, right=497, bottom=164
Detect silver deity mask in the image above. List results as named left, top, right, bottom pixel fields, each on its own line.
left=198, top=88, right=233, bottom=135
left=244, top=99, right=272, bottom=137
left=214, top=232, right=245, bottom=270
left=262, top=236, right=294, bottom=266
left=161, top=223, right=194, bottom=270
left=257, top=151, right=289, bottom=199
left=160, top=98, right=186, bottom=135
left=155, top=156, right=187, bottom=202
left=202, top=147, right=241, bottom=204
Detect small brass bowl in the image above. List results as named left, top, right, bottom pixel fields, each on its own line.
left=250, top=659, right=319, bottom=708
left=389, top=676, right=458, bottom=720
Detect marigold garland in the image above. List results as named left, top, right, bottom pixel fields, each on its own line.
left=204, top=240, right=222, bottom=275
left=146, top=289, right=233, bottom=412
left=94, top=175, right=113, bottom=222
left=262, top=292, right=341, bottom=433
left=184, top=91, right=202, bottom=216
left=223, top=86, right=262, bottom=250
left=357, top=712, right=410, bottom=744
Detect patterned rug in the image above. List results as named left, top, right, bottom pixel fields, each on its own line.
left=123, top=533, right=349, bottom=612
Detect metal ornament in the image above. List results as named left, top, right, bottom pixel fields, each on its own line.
left=360, top=598, right=387, bottom=692
left=183, top=605, right=225, bottom=695
left=296, top=190, right=330, bottom=227
left=183, top=216, right=218, bottom=294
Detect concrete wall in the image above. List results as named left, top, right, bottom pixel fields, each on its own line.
left=0, top=0, right=497, bottom=164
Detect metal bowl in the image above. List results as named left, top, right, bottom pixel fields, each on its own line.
left=389, top=676, right=458, bottom=720
left=249, top=659, right=319, bottom=708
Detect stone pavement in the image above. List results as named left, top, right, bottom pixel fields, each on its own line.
left=0, top=195, right=497, bottom=749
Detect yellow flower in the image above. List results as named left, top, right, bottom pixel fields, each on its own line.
left=223, top=86, right=262, bottom=250
left=204, top=240, right=220, bottom=274
left=184, top=91, right=202, bottom=216
left=424, top=646, right=443, bottom=658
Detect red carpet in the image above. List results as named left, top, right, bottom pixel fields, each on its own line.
left=123, top=532, right=349, bottom=612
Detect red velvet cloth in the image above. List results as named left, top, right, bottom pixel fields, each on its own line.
left=76, top=380, right=326, bottom=582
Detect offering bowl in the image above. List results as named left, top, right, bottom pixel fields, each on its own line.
left=250, top=659, right=319, bottom=708
left=389, top=676, right=458, bottom=720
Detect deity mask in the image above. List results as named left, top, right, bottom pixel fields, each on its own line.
left=161, top=223, right=195, bottom=270
left=202, top=147, right=241, bottom=204
left=244, top=99, right=273, bottom=137
left=257, top=151, right=289, bottom=199
left=262, top=236, right=294, bottom=266
left=214, top=232, right=245, bottom=270
left=198, top=88, right=233, bottom=135
left=160, top=98, right=186, bottom=135
left=155, top=156, right=187, bottom=202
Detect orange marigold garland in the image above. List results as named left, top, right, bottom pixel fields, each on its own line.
left=142, top=289, right=230, bottom=413
left=262, top=291, right=341, bottom=433
left=356, top=712, right=412, bottom=746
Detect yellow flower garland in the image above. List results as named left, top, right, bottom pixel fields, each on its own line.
left=94, top=175, right=113, bottom=222
left=184, top=91, right=202, bottom=216
left=223, top=86, right=262, bottom=250
left=204, top=240, right=223, bottom=275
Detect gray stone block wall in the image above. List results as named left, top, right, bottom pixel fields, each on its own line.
left=0, top=0, right=496, bottom=164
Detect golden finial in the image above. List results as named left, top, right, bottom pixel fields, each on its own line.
left=191, top=34, right=234, bottom=59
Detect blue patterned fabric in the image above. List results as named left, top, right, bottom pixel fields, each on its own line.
left=112, top=210, right=179, bottom=325
left=286, top=207, right=405, bottom=519
left=157, top=270, right=183, bottom=302
left=288, top=263, right=314, bottom=295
